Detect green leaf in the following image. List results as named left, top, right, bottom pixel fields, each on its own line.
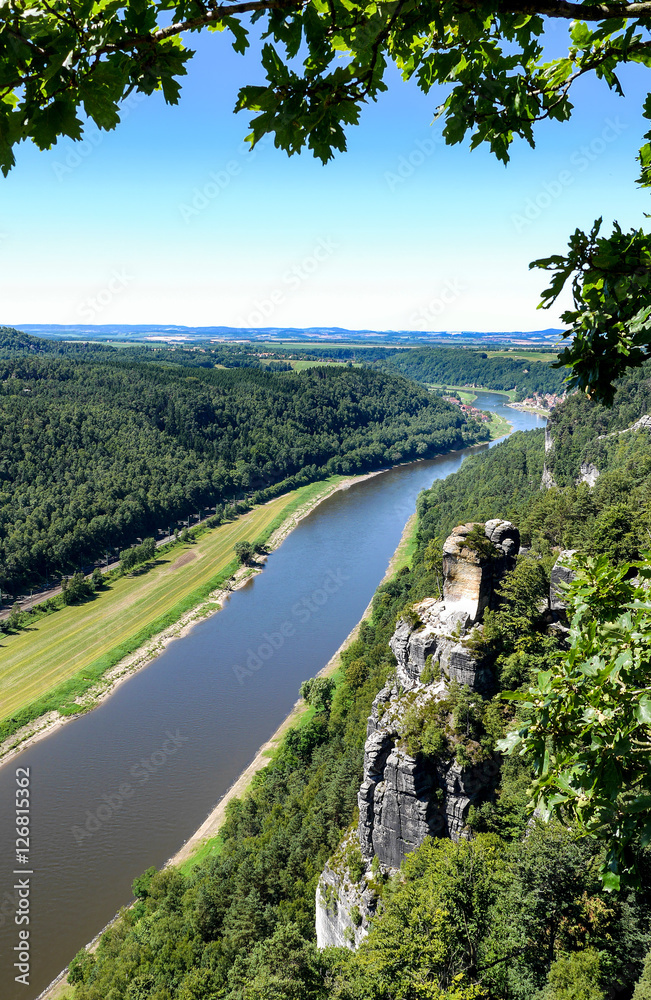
left=601, top=869, right=620, bottom=892
left=635, top=696, right=651, bottom=725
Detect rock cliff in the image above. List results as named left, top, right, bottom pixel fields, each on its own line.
left=315, top=830, right=383, bottom=949
left=315, top=519, right=518, bottom=949
left=549, top=549, right=577, bottom=617
left=542, top=425, right=556, bottom=489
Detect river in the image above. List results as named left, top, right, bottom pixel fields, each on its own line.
left=0, top=393, right=545, bottom=999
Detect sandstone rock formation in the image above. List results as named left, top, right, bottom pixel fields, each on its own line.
left=597, top=413, right=651, bottom=440
left=315, top=520, right=518, bottom=950
left=315, top=832, right=380, bottom=949
left=577, top=462, right=600, bottom=487
left=542, top=424, right=556, bottom=489
left=442, top=519, right=520, bottom=620
left=549, top=549, right=577, bottom=615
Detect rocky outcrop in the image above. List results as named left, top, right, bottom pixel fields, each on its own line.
left=577, top=462, right=599, bottom=487
left=358, top=737, right=444, bottom=866
left=315, top=832, right=383, bottom=949
left=442, top=519, right=519, bottom=620
left=549, top=549, right=577, bottom=615
left=389, top=599, right=488, bottom=692
left=597, top=413, right=651, bottom=440
left=542, top=425, right=556, bottom=489
left=545, top=425, right=554, bottom=454
left=363, top=520, right=518, bottom=861
left=316, top=521, right=520, bottom=950
left=358, top=720, right=501, bottom=863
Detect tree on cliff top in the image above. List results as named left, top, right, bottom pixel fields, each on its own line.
left=2, top=1, right=651, bottom=400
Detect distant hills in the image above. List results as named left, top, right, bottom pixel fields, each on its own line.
left=14, top=324, right=565, bottom=346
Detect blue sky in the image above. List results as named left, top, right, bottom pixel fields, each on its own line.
left=2, top=21, right=649, bottom=331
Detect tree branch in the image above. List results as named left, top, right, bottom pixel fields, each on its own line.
left=114, top=0, right=651, bottom=52
left=493, top=0, right=651, bottom=18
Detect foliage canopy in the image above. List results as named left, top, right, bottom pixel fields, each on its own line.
left=502, top=553, right=651, bottom=891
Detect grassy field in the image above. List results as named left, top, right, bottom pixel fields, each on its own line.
left=488, top=411, right=512, bottom=439
left=179, top=835, right=225, bottom=873
left=0, top=478, right=343, bottom=733
left=484, top=349, right=559, bottom=363
left=256, top=358, right=355, bottom=370
left=390, top=513, right=419, bottom=574
left=426, top=383, right=517, bottom=402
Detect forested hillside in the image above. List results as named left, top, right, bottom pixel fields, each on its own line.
left=374, top=346, right=566, bottom=399
left=0, top=327, right=276, bottom=369
left=0, top=330, right=486, bottom=594
left=62, top=368, right=651, bottom=1000
left=418, top=365, right=651, bottom=565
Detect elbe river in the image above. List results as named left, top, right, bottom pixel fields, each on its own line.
left=0, top=392, right=545, bottom=999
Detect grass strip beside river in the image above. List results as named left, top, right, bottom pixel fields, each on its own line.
left=0, top=477, right=350, bottom=749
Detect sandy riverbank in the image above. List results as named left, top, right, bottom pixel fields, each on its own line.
left=0, top=471, right=385, bottom=768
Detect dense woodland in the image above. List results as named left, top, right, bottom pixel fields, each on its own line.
left=1, top=329, right=566, bottom=400
left=62, top=367, right=651, bottom=999
left=0, top=329, right=488, bottom=595
left=0, top=328, right=264, bottom=369
left=373, top=347, right=567, bottom=400
left=418, top=367, right=651, bottom=566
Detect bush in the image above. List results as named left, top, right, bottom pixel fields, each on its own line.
left=543, top=949, right=604, bottom=1000
left=7, top=601, right=23, bottom=630
left=634, top=950, right=651, bottom=1000
left=400, top=604, right=423, bottom=629
left=120, top=537, right=156, bottom=572
left=300, top=676, right=336, bottom=713
left=234, top=541, right=254, bottom=564
left=401, top=698, right=451, bottom=758
left=132, top=866, right=157, bottom=900
left=61, top=572, right=92, bottom=605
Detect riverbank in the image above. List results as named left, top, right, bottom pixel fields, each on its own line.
left=426, top=383, right=516, bottom=403
left=35, top=506, right=421, bottom=1000
left=0, top=471, right=386, bottom=767
left=170, top=508, right=420, bottom=873
left=507, top=401, right=550, bottom=416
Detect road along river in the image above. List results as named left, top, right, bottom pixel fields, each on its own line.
left=0, top=393, right=545, bottom=999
